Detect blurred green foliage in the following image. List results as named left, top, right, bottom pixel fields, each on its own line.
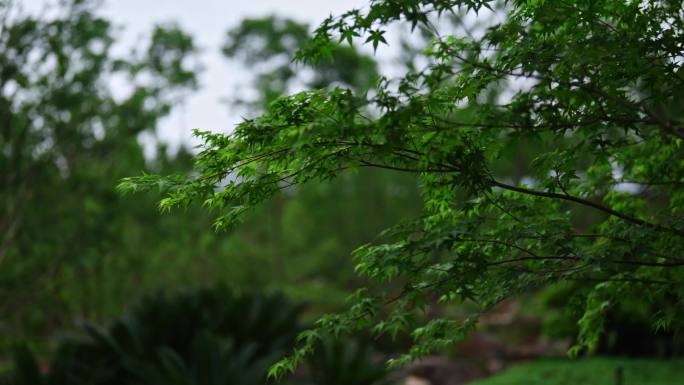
left=0, top=0, right=203, bottom=351
left=0, top=0, right=421, bottom=370
left=223, top=15, right=379, bottom=110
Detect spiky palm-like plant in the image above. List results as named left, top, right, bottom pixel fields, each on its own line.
left=11, top=287, right=302, bottom=385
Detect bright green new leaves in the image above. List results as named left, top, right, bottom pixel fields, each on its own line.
left=121, top=0, right=684, bottom=378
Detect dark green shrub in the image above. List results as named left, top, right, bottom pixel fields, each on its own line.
left=11, top=286, right=302, bottom=385
left=307, top=338, right=390, bottom=385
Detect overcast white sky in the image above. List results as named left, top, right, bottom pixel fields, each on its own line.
left=22, top=0, right=371, bottom=154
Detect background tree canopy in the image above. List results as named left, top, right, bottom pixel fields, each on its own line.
left=119, top=0, right=684, bottom=377
left=0, top=0, right=422, bottom=362
left=0, top=0, right=202, bottom=347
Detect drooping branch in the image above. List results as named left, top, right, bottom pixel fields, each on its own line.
left=491, top=180, right=684, bottom=237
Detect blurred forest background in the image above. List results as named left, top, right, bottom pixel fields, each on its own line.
left=1, top=1, right=682, bottom=385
